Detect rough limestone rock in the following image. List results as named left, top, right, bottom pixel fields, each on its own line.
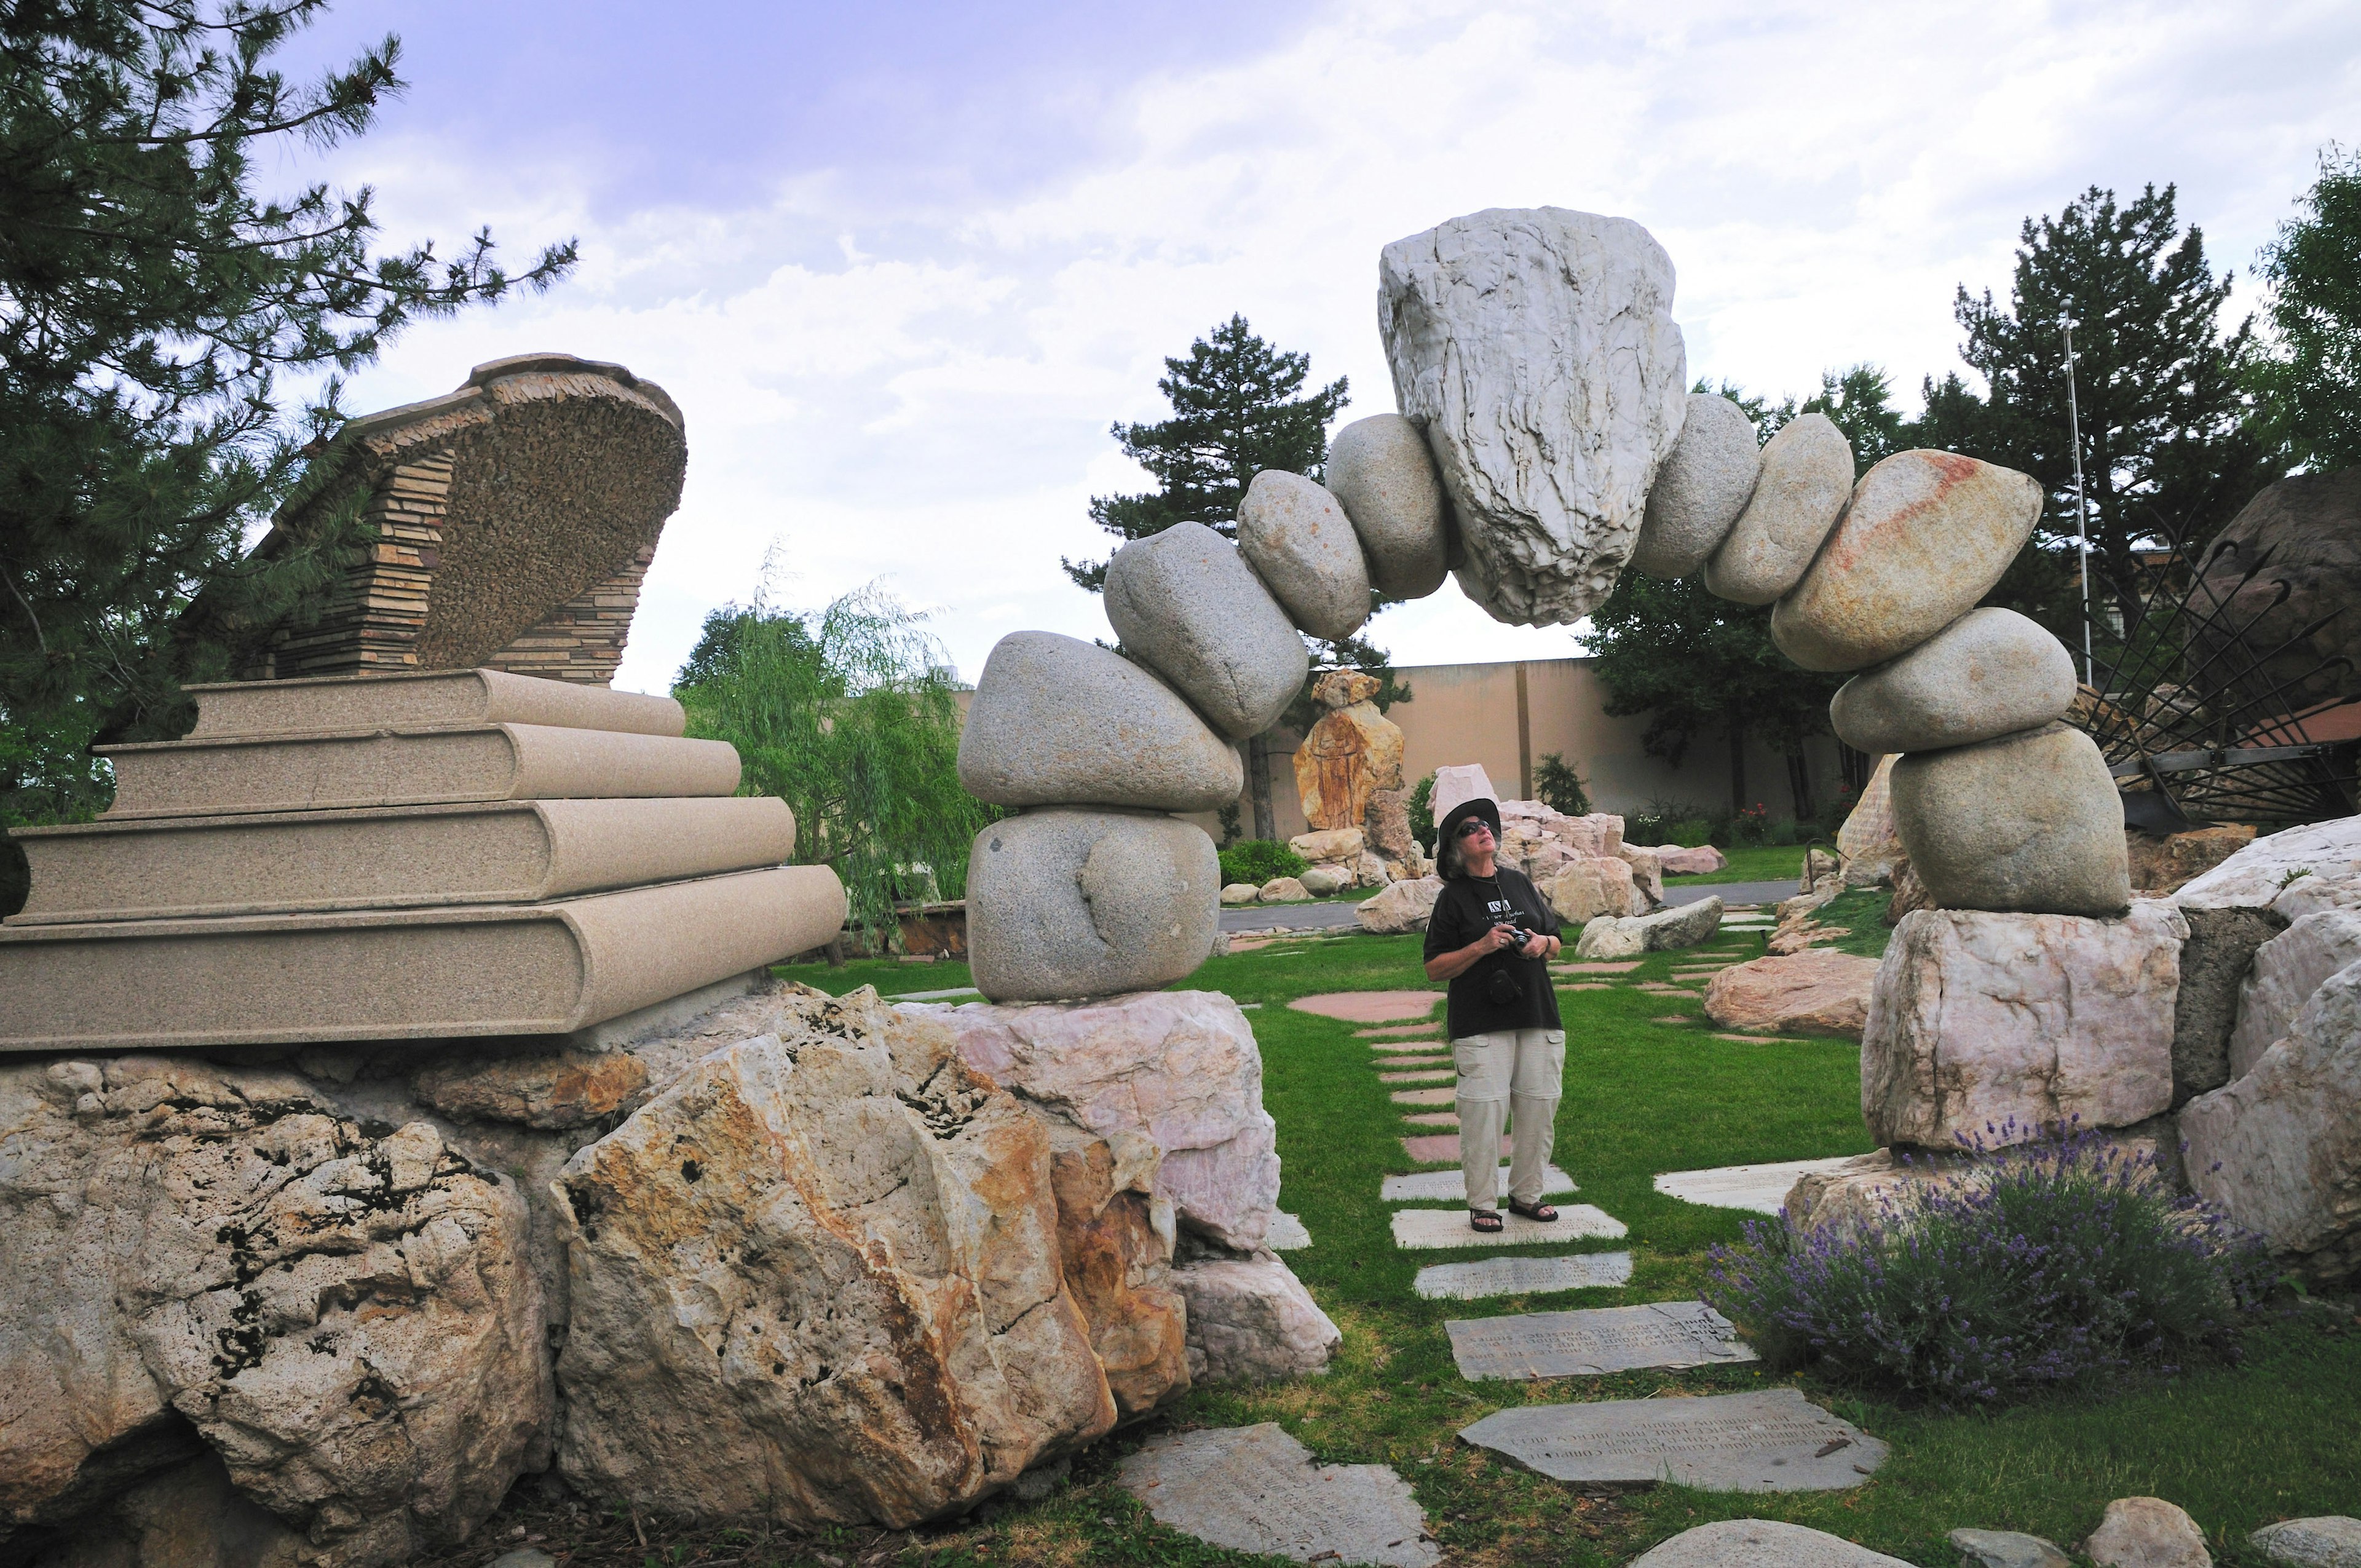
left=1657, top=843, right=1727, bottom=874
left=1300, top=865, right=1353, bottom=897
left=0, top=1058, right=548, bottom=1566
left=2174, top=817, right=2361, bottom=922
left=552, top=991, right=1129, bottom=1529
left=1222, top=882, right=1259, bottom=905
left=2183, top=960, right=2361, bottom=1281
left=1837, top=755, right=1905, bottom=885
left=1358, top=875, right=1444, bottom=934
left=413, top=1045, right=650, bottom=1129
left=1038, top=1119, right=1192, bottom=1420
left=1784, top=1149, right=1971, bottom=1236
left=1576, top=896, right=1722, bottom=959
left=1259, top=876, right=1310, bottom=903
left=2197, top=467, right=2361, bottom=710
left=1324, top=413, right=1451, bottom=600
left=1295, top=673, right=1405, bottom=834
left=966, top=809, right=1220, bottom=1003
left=1771, top=451, right=2044, bottom=671
left=2173, top=906, right=2287, bottom=1105
left=1236, top=470, right=1372, bottom=641
left=1892, top=724, right=2131, bottom=917
left=2084, top=1497, right=2213, bottom=1568
left=917, top=989, right=1282, bottom=1253
left=1364, top=786, right=1418, bottom=862
left=1702, top=414, right=1853, bottom=605
left=1829, top=608, right=2077, bottom=754
left=1170, top=1257, right=1340, bottom=1383
left=2229, top=911, right=2361, bottom=1080
left=1704, top=950, right=1881, bottom=1039
left=2251, top=1516, right=2361, bottom=1568
left=25, top=1449, right=308, bottom=1568
left=2127, top=825, right=2257, bottom=896
left=1291, top=826, right=1367, bottom=864
left=1629, top=1519, right=1915, bottom=1567
left=1863, top=904, right=2185, bottom=1150
left=1949, top=1530, right=2074, bottom=1568
left=1378, top=207, right=1688, bottom=626
left=1632, top=393, right=1761, bottom=579
left=957, top=632, right=1243, bottom=812
left=1544, top=858, right=1639, bottom=924
left=1617, top=844, right=1666, bottom=908
left=1103, top=521, right=1308, bottom=738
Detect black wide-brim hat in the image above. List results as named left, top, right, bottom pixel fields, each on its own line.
left=1436, top=795, right=1501, bottom=847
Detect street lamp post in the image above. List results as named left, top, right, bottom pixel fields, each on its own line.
left=2060, top=314, right=2095, bottom=687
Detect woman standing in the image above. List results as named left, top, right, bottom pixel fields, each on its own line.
left=1422, top=792, right=1566, bottom=1232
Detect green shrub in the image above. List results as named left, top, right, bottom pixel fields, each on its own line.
left=1219, top=839, right=1309, bottom=887
left=1407, top=775, right=1436, bottom=847
left=1731, top=801, right=1774, bottom=845
left=1533, top=752, right=1590, bottom=815
left=1667, top=817, right=1715, bottom=848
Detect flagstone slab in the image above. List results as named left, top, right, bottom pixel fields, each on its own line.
left=1290, top=991, right=1444, bottom=1023
left=1714, top=1034, right=1808, bottom=1044
left=1402, top=1112, right=1459, bottom=1128
left=1654, top=1157, right=1862, bottom=1215
left=1268, top=1211, right=1312, bottom=1250
left=1650, top=1015, right=1700, bottom=1025
left=1120, top=1422, right=1439, bottom=1567
left=1458, top=1387, right=1887, bottom=1492
left=1358, top=1023, right=1447, bottom=1038
left=1445, top=1301, right=1755, bottom=1380
left=1553, top=961, right=1643, bottom=974
left=1563, top=983, right=1615, bottom=991
left=1391, top=1205, right=1626, bottom=1249
left=1401, top=1133, right=1510, bottom=1163
left=1383, top=1165, right=1576, bottom=1202
left=1379, top=1069, right=1453, bottom=1084
left=1392, top=1087, right=1457, bottom=1106
left=1414, top=1252, right=1633, bottom=1301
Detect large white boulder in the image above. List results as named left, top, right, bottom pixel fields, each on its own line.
left=1862, top=904, right=2184, bottom=1150
left=1358, top=874, right=1444, bottom=934
left=1378, top=207, right=1688, bottom=626
left=915, top=989, right=1283, bottom=1253
left=0, top=1058, right=547, bottom=1567
left=965, top=809, right=1220, bottom=1003
left=1576, top=896, right=1722, bottom=958
left=552, top=991, right=1140, bottom=1529
left=2183, top=959, right=2361, bottom=1281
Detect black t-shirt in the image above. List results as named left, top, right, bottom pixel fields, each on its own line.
left=1422, top=866, right=1564, bottom=1038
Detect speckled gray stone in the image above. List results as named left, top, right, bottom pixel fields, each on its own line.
left=958, top=632, right=1243, bottom=811
left=1104, top=521, right=1308, bottom=739
left=1948, top=1529, right=2072, bottom=1568
left=1704, top=414, right=1853, bottom=605
left=1633, top=394, right=1760, bottom=579
left=1120, top=1422, right=1438, bottom=1567
left=2252, top=1516, right=2361, bottom=1567
left=1237, top=470, right=1372, bottom=640
left=966, top=809, right=1220, bottom=1002
left=1326, top=413, right=1451, bottom=600
left=1445, top=1301, right=1755, bottom=1379
left=1830, top=608, right=2078, bottom=754
left=1632, top=1521, right=1913, bottom=1567
left=1891, top=724, right=2131, bottom=916
left=1460, top=1387, right=1887, bottom=1492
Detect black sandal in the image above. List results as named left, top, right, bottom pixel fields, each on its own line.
left=1469, top=1210, right=1505, bottom=1233
left=1506, top=1197, right=1559, bottom=1222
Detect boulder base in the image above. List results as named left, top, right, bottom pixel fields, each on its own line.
left=2228, top=911, right=2361, bottom=1081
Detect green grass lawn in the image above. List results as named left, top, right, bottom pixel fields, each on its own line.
left=1662, top=842, right=1807, bottom=885
left=539, top=930, right=2360, bottom=1568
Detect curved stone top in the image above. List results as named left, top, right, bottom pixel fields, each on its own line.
left=338, top=352, right=686, bottom=447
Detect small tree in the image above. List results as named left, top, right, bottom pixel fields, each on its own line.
left=2250, top=145, right=2361, bottom=472
left=675, top=584, right=995, bottom=948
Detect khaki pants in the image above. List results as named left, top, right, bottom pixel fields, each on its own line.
left=1452, top=1027, right=1565, bottom=1210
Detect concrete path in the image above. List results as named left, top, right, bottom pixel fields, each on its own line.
left=1221, top=900, right=1367, bottom=932
left=1662, top=879, right=1795, bottom=908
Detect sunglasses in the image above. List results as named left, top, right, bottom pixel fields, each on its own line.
left=1454, top=819, right=1493, bottom=839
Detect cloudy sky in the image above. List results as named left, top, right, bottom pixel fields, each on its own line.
left=275, top=0, right=2359, bottom=692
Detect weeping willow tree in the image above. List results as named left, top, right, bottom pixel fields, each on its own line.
left=674, top=584, right=994, bottom=945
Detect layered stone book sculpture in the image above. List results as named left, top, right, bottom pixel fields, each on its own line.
left=1, top=669, right=846, bottom=1050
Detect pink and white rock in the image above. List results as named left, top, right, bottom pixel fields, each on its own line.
left=1358, top=876, right=1444, bottom=934
left=1703, top=413, right=1853, bottom=604
left=2183, top=959, right=2361, bottom=1282
left=1770, top=451, right=2044, bottom=672
left=1543, top=858, right=1640, bottom=924
left=1171, top=1256, right=1341, bottom=1384
left=1323, top=413, right=1452, bottom=601
left=1236, top=470, right=1372, bottom=641
left=1862, top=903, right=2185, bottom=1150
left=2227, top=911, right=2361, bottom=1080
left=1616, top=844, right=1666, bottom=908
left=1290, top=826, right=1366, bottom=864
left=1380, top=207, right=1688, bottom=627
left=1258, top=875, right=1310, bottom=903
left=913, top=989, right=1283, bottom=1253
left=1704, top=949, right=1881, bottom=1039
left=1576, top=897, right=1722, bottom=959
left=1656, top=844, right=1727, bottom=875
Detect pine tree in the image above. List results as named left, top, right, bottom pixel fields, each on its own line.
left=2250, top=146, right=2361, bottom=472
left=0, top=2, right=575, bottom=832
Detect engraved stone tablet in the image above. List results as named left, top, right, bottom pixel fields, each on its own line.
left=1415, top=1252, right=1632, bottom=1301
left=1653, top=1157, right=1862, bottom=1215
left=1458, top=1387, right=1888, bottom=1492
left=1445, top=1301, right=1755, bottom=1379
left=1383, top=1165, right=1575, bottom=1203
left=1120, top=1422, right=1439, bottom=1567
left=1391, top=1205, right=1626, bottom=1249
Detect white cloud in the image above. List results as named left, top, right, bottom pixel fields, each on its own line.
left=302, top=0, right=2361, bottom=691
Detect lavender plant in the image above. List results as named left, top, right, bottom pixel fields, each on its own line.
left=1704, top=1122, right=2274, bottom=1406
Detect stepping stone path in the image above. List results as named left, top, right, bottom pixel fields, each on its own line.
left=1564, top=982, right=1615, bottom=991
left=1377, top=1054, right=1450, bottom=1068
left=1369, top=1040, right=1444, bottom=1053
left=1120, top=1422, right=1439, bottom=1568
left=1458, top=1387, right=1887, bottom=1492
left=1290, top=991, right=1444, bottom=1022
left=1391, top=1206, right=1625, bottom=1249
left=1268, top=1211, right=1311, bottom=1250
left=1651, top=1015, right=1699, bottom=1025
left=1378, top=1069, right=1451, bottom=1083
left=1633, top=1520, right=1914, bottom=1567
left=1654, top=1156, right=1864, bottom=1214
left=1445, top=1301, right=1756, bottom=1379
left=1391, top=1087, right=1455, bottom=1106
left=1714, top=1032, right=1808, bottom=1044
left=1401, top=1132, right=1509, bottom=1163
left=1383, top=1165, right=1575, bottom=1202
left=1414, top=1252, right=1633, bottom=1301
left=1358, top=1022, right=1445, bottom=1038
left=1402, top=1111, right=1458, bottom=1128
left=1554, top=961, right=1643, bottom=973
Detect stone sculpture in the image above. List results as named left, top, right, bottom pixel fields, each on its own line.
left=1703, top=413, right=1853, bottom=604
left=2196, top=465, right=2361, bottom=709
left=1294, top=670, right=1404, bottom=833
left=1631, top=393, right=1762, bottom=579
